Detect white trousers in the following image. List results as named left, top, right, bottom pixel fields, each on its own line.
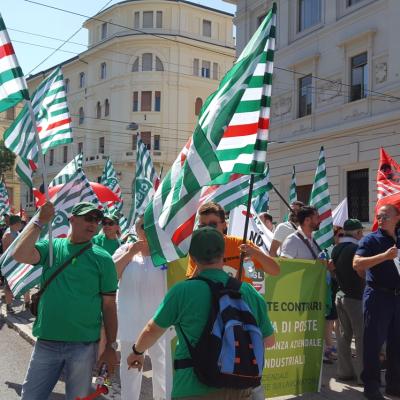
left=120, top=338, right=171, bottom=400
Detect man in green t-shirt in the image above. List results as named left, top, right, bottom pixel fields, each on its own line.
left=92, top=211, right=121, bottom=255
left=127, top=227, right=275, bottom=400
left=13, top=201, right=119, bottom=400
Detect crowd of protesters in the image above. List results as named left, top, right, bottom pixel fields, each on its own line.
left=0, top=199, right=399, bottom=400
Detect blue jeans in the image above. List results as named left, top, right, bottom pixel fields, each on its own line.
left=21, top=339, right=98, bottom=400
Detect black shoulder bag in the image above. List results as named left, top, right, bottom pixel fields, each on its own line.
left=29, top=242, right=92, bottom=316
left=295, top=232, right=321, bottom=260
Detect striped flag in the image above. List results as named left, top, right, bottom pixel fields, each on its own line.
left=289, top=166, right=297, bottom=203
left=252, top=166, right=271, bottom=213
left=129, top=134, right=158, bottom=226
left=376, top=148, right=400, bottom=199
left=15, top=157, right=37, bottom=188
left=4, top=67, right=72, bottom=186
left=0, top=13, right=29, bottom=112
left=50, top=153, right=83, bottom=187
left=310, top=147, right=334, bottom=250
left=0, top=169, right=98, bottom=296
left=145, top=4, right=276, bottom=265
left=0, top=180, right=10, bottom=217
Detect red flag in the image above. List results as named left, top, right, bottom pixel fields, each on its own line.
left=377, top=148, right=400, bottom=199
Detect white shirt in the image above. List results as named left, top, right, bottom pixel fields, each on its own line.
left=280, top=228, right=321, bottom=260
left=272, top=221, right=296, bottom=243
left=113, top=245, right=167, bottom=341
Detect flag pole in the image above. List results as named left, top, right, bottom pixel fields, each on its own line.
left=26, top=100, right=53, bottom=266
left=237, top=174, right=255, bottom=281
left=271, top=182, right=292, bottom=210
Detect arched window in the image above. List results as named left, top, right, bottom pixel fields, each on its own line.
left=96, top=102, right=101, bottom=118
left=65, top=78, right=70, bottom=93
left=100, top=62, right=107, bottom=79
left=195, top=97, right=203, bottom=116
left=104, top=99, right=110, bottom=116
left=155, top=56, right=164, bottom=71
left=142, top=53, right=152, bottom=71
left=79, top=72, right=85, bottom=88
left=132, top=57, right=139, bottom=72
left=79, top=107, right=85, bottom=124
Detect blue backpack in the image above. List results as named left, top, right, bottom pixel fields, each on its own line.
left=175, top=276, right=265, bottom=389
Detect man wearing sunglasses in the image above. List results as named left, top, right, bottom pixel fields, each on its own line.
left=186, top=202, right=280, bottom=283
left=92, top=211, right=121, bottom=256
left=13, top=201, right=119, bottom=400
left=353, top=205, right=400, bottom=400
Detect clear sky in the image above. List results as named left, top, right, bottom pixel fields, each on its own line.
left=1, top=0, right=236, bottom=76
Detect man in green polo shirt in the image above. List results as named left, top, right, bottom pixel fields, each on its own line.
left=92, top=211, right=121, bottom=255
left=127, top=227, right=275, bottom=400
left=13, top=201, right=119, bottom=400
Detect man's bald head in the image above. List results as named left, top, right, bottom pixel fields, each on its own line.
left=379, top=204, right=400, bottom=215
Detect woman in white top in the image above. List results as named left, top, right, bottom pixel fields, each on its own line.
left=113, top=217, right=171, bottom=400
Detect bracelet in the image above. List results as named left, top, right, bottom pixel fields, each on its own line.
left=132, top=343, right=144, bottom=355
left=33, top=221, right=45, bottom=230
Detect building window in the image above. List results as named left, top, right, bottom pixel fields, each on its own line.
left=156, top=11, right=162, bottom=28
left=155, top=91, right=161, bottom=112
left=63, top=146, right=68, bottom=163
left=141, top=131, right=151, bottom=149
left=132, top=134, right=137, bottom=150
left=213, top=62, right=219, bottom=80
left=201, top=61, right=211, bottom=78
left=298, top=74, right=312, bottom=118
left=347, top=169, right=369, bottom=221
left=134, top=11, right=140, bottom=28
left=99, top=137, right=105, bottom=154
left=141, top=91, right=152, bottom=111
left=203, top=19, right=212, bottom=37
left=350, top=52, right=368, bottom=102
left=96, top=101, right=102, bottom=119
left=154, top=134, right=160, bottom=151
left=298, top=0, right=321, bottom=32
left=133, top=92, right=139, bottom=112
left=65, top=78, right=70, bottom=93
left=296, top=184, right=313, bottom=205
left=79, top=72, right=85, bottom=88
left=104, top=99, right=110, bottom=116
left=142, top=53, right=152, bottom=71
left=193, top=58, right=199, bottom=76
left=132, top=58, right=139, bottom=72
left=348, top=0, right=364, bottom=6
left=143, top=11, right=153, bottom=28
left=101, top=22, right=108, bottom=40
left=78, top=107, right=84, bottom=124
left=195, top=97, right=203, bottom=116
left=155, top=56, right=164, bottom=71
left=49, top=149, right=54, bottom=166
left=5, top=107, right=14, bottom=120
left=78, top=142, right=83, bottom=154
left=100, top=62, right=107, bottom=79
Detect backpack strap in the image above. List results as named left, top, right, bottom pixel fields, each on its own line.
left=295, top=231, right=319, bottom=260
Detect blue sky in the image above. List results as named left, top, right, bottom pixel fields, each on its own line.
left=1, top=0, right=236, bottom=76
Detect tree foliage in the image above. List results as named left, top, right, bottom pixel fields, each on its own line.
left=0, top=140, right=16, bottom=178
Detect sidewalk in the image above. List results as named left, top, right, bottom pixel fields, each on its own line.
left=0, top=293, right=397, bottom=400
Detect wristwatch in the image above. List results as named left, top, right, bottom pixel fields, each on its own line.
left=132, top=343, right=144, bottom=355
left=107, top=341, right=118, bottom=351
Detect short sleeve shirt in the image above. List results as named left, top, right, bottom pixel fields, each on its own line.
left=33, top=238, right=118, bottom=342
left=153, top=268, right=274, bottom=398
left=92, top=233, right=120, bottom=256
left=280, top=230, right=320, bottom=260
left=355, top=229, right=400, bottom=288
left=273, top=222, right=296, bottom=244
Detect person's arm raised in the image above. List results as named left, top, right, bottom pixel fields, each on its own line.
left=13, top=202, right=55, bottom=265
left=240, top=243, right=280, bottom=276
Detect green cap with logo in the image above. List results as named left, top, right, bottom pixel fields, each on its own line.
left=343, top=218, right=363, bottom=231
left=71, top=202, right=103, bottom=218
left=103, top=210, right=120, bottom=223
left=189, top=227, right=225, bottom=263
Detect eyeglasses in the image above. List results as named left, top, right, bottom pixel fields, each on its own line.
left=377, top=215, right=390, bottom=221
left=83, top=214, right=102, bottom=224
left=198, top=222, right=218, bottom=229
left=102, top=220, right=115, bottom=226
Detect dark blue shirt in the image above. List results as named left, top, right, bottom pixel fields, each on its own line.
left=356, top=228, right=400, bottom=289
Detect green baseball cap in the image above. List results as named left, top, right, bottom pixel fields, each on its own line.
left=189, top=227, right=225, bottom=263
left=103, top=211, right=120, bottom=223
left=71, top=202, right=103, bottom=218
left=343, top=218, right=363, bottom=231
left=9, top=215, right=22, bottom=225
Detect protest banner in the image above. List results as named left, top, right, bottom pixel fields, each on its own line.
left=167, top=256, right=326, bottom=398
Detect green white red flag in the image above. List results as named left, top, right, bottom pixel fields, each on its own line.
left=310, top=147, right=334, bottom=250
left=0, top=13, right=29, bottom=112
left=289, top=166, right=297, bottom=203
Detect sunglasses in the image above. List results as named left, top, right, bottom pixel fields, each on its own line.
left=377, top=215, right=390, bottom=221
left=102, top=220, right=116, bottom=226
left=83, top=214, right=102, bottom=224
left=198, top=222, right=218, bottom=229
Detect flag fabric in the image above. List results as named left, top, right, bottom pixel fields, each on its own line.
left=50, top=153, right=83, bottom=187
left=128, top=134, right=158, bottom=227
left=100, top=157, right=122, bottom=201
left=0, top=169, right=98, bottom=296
left=309, top=147, right=334, bottom=250
left=145, top=4, right=277, bottom=265
left=332, top=198, right=348, bottom=228
left=376, top=148, right=400, bottom=199
left=4, top=67, right=72, bottom=185
left=0, top=180, right=10, bottom=217
left=0, top=14, right=29, bottom=113
left=252, top=166, right=271, bottom=213
left=15, top=156, right=37, bottom=188
left=289, top=166, right=297, bottom=203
